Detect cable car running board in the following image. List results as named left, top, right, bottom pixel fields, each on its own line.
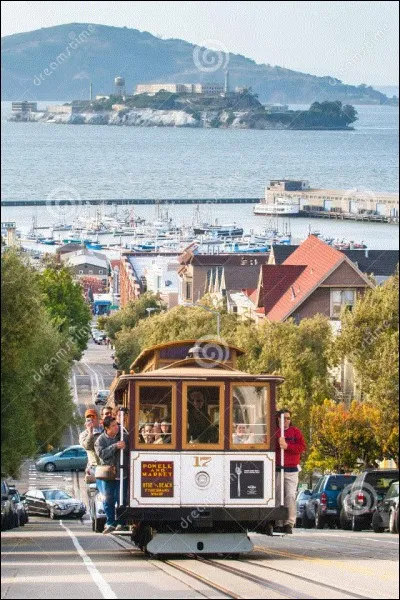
left=146, top=532, right=253, bottom=555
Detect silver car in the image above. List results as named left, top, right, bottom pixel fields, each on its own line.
left=23, top=489, right=86, bottom=519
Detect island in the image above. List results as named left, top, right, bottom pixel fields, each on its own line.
left=9, top=92, right=358, bottom=130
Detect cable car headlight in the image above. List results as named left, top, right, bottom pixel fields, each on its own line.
left=195, top=471, right=210, bottom=488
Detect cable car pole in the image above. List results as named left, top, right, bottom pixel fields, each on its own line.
left=280, top=412, right=285, bottom=506
left=119, top=407, right=126, bottom=507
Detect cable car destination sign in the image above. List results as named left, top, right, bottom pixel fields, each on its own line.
left=141, top=461, right=174, bottom=497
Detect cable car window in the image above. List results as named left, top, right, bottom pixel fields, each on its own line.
left=231, top=386, right=269, bottom=447
left=185, top=385, right=221, bottom=446
left=136, top=384, right=174, bottom=447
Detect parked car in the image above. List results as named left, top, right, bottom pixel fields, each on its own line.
left=94, top=390, right=110, bottom=406
left=295, top=488, right=312, bottom=527
left=340, top=469, right=399, bottom=531
left=303, top=474, right=357, bottom=528
left=8, top=486, right=28, bottom=526
left=1, top=480, right=14, bottom=531
left=87, top=483, right=106, bottom=533
left=35, top=445, right=88, bottom=472
left=371, top=481, right=399, bottom=533
left=23, top=489, right=86, bottom=519
left=94, top=332, right=107, bottom=345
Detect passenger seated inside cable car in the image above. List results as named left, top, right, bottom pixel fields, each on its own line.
left=186, top=388, right=219, bottom=444
left=136, top=384, right=174, bottom=447
left=231, top=385, right=269, bottom=445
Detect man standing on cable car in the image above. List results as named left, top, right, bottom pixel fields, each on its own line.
left=274, top=409, right=306, bottom=534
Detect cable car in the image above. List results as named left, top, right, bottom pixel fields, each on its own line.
left=110, top=339, right=287, bottom=555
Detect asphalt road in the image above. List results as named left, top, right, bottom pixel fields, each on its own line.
left=2, top=342, right=399, bottom=599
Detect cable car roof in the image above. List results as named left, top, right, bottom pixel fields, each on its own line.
left=130, top=339, right=245, bottom=371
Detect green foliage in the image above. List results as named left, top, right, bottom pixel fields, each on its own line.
left=38, top=263, right=91, bottom=358
left=1, top=251, right=75, bottom=476
left=235, top=315, right=334, bottom=441
left=101, top=292, right=165, bottom=341
left=335, top=272, right=399, bottom=463
left=305, top=400, right=381, bottom=473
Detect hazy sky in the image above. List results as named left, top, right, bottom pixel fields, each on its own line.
left=2, top=1, right=398, bottom=85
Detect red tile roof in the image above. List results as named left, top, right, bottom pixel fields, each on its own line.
left=263, top=236, right=347, bottom=321
left=261, top=265, right=307, bottom=315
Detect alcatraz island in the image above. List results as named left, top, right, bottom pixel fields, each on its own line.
left=10, top=78, right=358, bottom=130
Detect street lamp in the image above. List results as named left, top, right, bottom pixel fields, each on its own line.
left=196, top=304, right=221, bottom=337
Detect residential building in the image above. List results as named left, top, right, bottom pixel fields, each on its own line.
left=120, top=252, right=180, bottom=309
left=178, top=248, right=269, bottom=306
left=269, top=244, right=399, bottom=284
left=251, top=236, right=373, bottom=324
left=62, top=249, right=109, bottom=293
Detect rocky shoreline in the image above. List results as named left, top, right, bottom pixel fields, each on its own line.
left=8, top=108, right=354, bottom=130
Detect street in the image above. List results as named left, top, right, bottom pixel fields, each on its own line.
left=2, top=342, right=399, bottom=599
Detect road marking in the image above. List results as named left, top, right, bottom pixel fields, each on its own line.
left=362, top=537, right=399, bottom=545
left=59, top=521, right=117, bottom=599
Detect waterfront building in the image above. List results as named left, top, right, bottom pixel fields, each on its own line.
left=134, top=82, right=224, bottom=96
left=257, top=179, right=399, bottom=219
left=11, top=101, right=37, bottom=113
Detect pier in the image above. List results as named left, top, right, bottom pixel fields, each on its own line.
left=1, top=198, right=259, bottom=207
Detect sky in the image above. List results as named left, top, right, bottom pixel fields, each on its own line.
left=1, top=1, right=398, bottom=86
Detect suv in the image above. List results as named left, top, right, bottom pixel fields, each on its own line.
left=303, top=474, right=356, bottom=528
left=340, top=468, right=399, bottom=531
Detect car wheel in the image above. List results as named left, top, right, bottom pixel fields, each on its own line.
left=49, top=509, right=57, bottom=520
left=315, top=510, right=326, bottom=529
left=351, top=515, right=363, bottom=532
left=295, top=517, right=302, bottom=528
left=44, top=462, right=56, bottom=473
left=340, top=508, right=352, bottom=530
left=302, top=511, right=314, bottom=528
left=372, top=512, right=385, bottom=533
left=94, top=516, right=105, bottom=533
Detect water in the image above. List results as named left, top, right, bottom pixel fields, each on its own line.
left=1, top=103, right=398, bottom=249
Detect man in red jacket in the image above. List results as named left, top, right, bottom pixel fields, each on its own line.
left=275, top=409, right=306, bottom=534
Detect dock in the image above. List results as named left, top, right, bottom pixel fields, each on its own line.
left=1, top=198, right=259, bottom=207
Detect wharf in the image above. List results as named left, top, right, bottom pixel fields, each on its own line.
left=300, top=210, right=399, bottom=223
left=1, top=198, right=259, bottom=207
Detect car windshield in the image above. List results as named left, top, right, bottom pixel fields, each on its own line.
left=326, top=476, right=356, bottom=491
left=43, top=490, right=71, bottom=500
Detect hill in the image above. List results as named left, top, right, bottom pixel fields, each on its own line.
left=1, top=23, right=396, bottom=105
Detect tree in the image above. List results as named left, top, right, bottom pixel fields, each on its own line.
left=1, top=251, right=76, bottom=475
left=99, top=292, right=165, bottom=342
left=39, top=264, right=92, bottom=358
left=305, top=400, right=381, bottom=473
left=235, top=315, right=334, bottom=442
left=335, top=272, right=399, bottom=464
